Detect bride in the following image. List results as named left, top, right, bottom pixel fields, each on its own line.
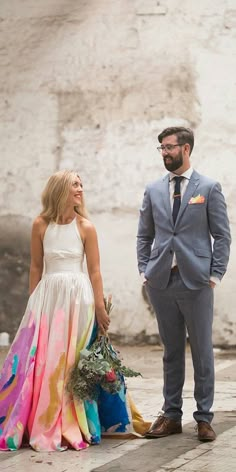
left=0, top=170, right=149, bottom=452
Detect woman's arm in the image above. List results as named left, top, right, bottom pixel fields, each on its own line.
left=29, top=217, right=46, bottom=294
left=81, top=219, right=110, bottom=333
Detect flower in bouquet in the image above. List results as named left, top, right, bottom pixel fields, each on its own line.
left=67, top=295, right=141, bottom=401
left=105, top=369, right=117, bottom=382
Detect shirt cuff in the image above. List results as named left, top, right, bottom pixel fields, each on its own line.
left=210, top=276, right=220, bottom=285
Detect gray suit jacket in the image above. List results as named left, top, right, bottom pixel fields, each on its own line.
left=137, top=170, right=231, bottom=289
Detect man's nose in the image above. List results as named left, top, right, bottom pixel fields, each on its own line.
left=162, top=147, right=168, bottom=155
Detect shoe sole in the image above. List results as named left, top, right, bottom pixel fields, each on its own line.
left=145, top=430, right=182, bottom=439
left=198, top=436, right=216, bottom=442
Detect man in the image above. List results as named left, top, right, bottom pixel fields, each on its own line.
left=137, top=126, right=231, bottom=442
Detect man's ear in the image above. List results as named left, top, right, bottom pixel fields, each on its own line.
left=184, top=143, right=191, bottom=155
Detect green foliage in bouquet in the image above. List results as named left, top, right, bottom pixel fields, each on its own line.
left=67, top=296, right=141, bottom=401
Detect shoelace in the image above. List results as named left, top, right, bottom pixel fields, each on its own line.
left=149, top=411, right=165, bottom=430
left=162, top=417, right=172, bottom=426
left=151, top=411, right=165, bottom=422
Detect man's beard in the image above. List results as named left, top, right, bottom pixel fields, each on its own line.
left=163, top=152, right=183, bottom=172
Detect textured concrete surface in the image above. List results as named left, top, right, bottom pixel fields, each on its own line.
left=1, top=345, right=236, bottom=471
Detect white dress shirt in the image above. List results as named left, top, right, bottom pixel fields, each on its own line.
left=169, top=167, right=193, bottom=268
left=169, top=167, right=193, bottom=212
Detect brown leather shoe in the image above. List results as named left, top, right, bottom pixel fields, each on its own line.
left=146, top=415, right=166, bottom=433
left=145, top=416, right=182, bottom=438
left=197, top=421, right=216, bottom=442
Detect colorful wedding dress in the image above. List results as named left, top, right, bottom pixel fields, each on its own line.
left=0, top=219, right=149, bottom=452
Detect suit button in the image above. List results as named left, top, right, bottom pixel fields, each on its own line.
left=173, top=232, right=177, bottom=236
left=170, top=250, right=173, bottom=254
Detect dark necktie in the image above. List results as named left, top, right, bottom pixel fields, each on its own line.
left=172, top=176, right=184, bottom=224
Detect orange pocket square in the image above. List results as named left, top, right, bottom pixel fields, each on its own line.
left=188, top=194, right=205, bottom=204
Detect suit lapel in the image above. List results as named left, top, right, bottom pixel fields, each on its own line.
left=160, top=174, right=173, bottom=225
left=175, top=170, right=200, bottom=224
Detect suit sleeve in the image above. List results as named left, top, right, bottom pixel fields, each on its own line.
left=207, top=182, right=231, bottom=279
left=137, top=187, right=155, bottom=274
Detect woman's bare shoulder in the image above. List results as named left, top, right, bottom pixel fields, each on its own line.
left=76, top=215, right=94, bottom=229
left=32, top=215, right=48, bottom=228
left=76, top=216, right=96, bottom=241
left=32, top=216, right=48, bottom=241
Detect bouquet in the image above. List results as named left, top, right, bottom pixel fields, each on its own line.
left=67, top=295, right=141, bottom=401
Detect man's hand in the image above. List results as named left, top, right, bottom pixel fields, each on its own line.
left=209, top=281, right=216, bottom=289
left=140, top=273, right=147, bottom=286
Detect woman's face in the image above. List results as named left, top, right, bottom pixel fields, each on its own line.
left=67, top=175, right=83, bottom=207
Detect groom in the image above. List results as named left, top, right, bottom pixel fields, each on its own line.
left=137, top=126, right=231, bottom=441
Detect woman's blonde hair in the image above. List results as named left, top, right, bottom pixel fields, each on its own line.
left=40, top=170, right=88, bottom=223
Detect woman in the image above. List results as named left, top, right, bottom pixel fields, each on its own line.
left=0, top=170, right=111, bottom=451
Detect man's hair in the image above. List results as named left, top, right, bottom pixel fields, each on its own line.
left=158, top=127, right=194, bottom=154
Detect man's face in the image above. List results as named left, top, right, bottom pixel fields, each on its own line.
left=160, top=135, right=184, bottom=172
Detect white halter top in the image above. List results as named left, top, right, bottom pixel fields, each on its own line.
left=43, top=218, right=84, bottom=275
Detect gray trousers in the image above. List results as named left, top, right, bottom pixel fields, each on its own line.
left=146, top=270, right=214, bottom=423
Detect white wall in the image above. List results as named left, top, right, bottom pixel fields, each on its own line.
left=0, top=0, right=235, bottom=345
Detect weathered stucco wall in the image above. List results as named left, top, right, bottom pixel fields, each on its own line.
left=0, top=0, right=235, bottom=345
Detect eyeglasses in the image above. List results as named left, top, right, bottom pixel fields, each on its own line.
left=157, top=144, right=184, bottom=153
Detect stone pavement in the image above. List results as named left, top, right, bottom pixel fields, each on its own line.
left=0, top=345, right=236, bottom=472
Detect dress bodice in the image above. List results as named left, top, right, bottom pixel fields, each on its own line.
left=43, top=218, right=84, bottom=274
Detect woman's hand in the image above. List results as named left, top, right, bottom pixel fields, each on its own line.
left=96, top=306, right=110, bottom=334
